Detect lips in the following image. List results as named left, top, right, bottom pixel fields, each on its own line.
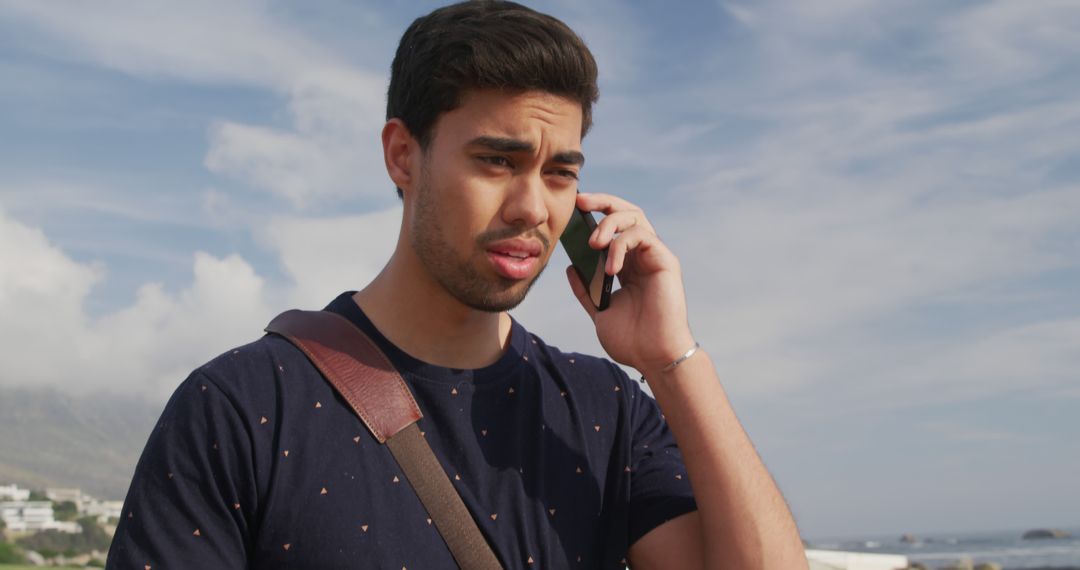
left=486, top=238, right=543, bottom=280
left=486, top=238, right=543, bottom=258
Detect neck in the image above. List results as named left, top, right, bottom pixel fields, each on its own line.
left=352, top=241, right=512, bottom=371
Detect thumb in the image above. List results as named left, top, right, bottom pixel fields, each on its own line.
left=565, top=265, right=598, bottom=320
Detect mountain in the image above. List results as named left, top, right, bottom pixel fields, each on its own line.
left=0, top=385, right=163, bottom=500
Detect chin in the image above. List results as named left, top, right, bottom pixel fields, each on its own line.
left=457, top=275, right=540, bottom=313
left=461, top=287, right=531, bottom=313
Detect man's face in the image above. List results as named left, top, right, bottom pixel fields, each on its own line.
left=406, top=89, right=585, bottom=312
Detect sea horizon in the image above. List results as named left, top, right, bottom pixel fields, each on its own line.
left=807, top=525, right=1080, bottom=569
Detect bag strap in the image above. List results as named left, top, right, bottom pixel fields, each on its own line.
left=265, top=309, right=504, bottom=570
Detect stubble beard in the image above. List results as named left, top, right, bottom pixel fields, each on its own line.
left=410, top=174, right=547, bottom=313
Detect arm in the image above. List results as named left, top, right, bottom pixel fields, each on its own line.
left=107, top=372, right=254, bottom=569
left=566, top=192, right=807, bottom=570
left=629, top=351, right=805, bottom=569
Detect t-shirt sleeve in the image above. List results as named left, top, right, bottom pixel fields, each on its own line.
left=624, top=375, right=698, bottom=546
left=107, top=370, right=256, bottom=569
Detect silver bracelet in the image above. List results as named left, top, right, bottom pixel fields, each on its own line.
left=660, top=341, right=701, bottom=373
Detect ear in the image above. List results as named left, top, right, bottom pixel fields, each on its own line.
left=382, top=118, right=418, bottom=194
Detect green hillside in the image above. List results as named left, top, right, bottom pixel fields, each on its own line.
left=0, top=386, right=161, bottom=499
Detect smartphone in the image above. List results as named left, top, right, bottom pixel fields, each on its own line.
left=560, top=207, right=614, bottom=311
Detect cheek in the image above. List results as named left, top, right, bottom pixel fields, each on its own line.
left=550, top=196, right=577, bottom=236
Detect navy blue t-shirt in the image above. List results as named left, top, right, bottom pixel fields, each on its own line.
left=107, top=292, right=696, bottom=569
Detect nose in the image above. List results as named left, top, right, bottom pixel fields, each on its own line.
left=501, top=171, right=549, bottom=229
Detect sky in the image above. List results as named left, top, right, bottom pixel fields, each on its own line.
left=1, top=0, right=1078, bottom=540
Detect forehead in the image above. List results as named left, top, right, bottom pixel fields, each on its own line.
left=432, top=89, right=584, bottom=149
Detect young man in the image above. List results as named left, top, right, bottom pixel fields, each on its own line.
left=107, top=2, right=806, bottom=568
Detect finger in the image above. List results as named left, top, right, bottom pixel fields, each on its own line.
left=565, top=265, right=598, bottom=319
left=576, top=192, right=643, bottom=216
left=590, top=210, right=655, bottom=249
left=606, top=226, right=652, bottom=276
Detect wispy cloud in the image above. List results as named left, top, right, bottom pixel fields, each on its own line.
left=204, top=67, right=388, bottom=207
left=576, top=1, right=1080, bottom=411
left=1, top=0, right=1079, bottom=537
left=3, top=0, right=391, bottom=208
left=1, top=0, right=332, bottom=87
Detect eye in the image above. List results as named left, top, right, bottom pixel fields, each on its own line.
left=547, top=168, right=579, bottom=181
left=479, top=155, right=513, bottom=168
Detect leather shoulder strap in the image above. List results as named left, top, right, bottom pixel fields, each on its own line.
left=264, top=309, right=504, bottom=570
left=265, top=309, right=420, bottom=442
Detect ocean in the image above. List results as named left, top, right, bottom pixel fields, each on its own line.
left=808, top=527, right=1080, bottom=569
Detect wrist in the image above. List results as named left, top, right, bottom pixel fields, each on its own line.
left=661, top=342, right=701, bottom=371
left=637, top=336, right=700, bottom=379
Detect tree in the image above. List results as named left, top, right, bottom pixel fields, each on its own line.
left=17, top=517, right=111, bottom=556
left=0, top=542, right=28, bottom=564
left=54, top=500, right=78, bottom=521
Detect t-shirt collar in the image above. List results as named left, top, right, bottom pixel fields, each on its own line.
left=323, top=291, right=528, bottom=385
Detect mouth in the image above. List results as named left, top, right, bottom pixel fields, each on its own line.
left=485, top=238, right=544, bottom=280
left=489, top=249, right=533, bottom=259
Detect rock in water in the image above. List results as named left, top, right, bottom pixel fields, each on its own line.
left=900, top=533, right=918, bottom=544
left=1022, top=528, right=1072, bottom=539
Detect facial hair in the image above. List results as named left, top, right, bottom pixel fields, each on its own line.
left=410, top=171, right=550, bottom=313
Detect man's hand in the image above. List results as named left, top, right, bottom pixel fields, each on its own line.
left=565, top=192, right=697, bottom=377
left=565, top=191, right=809, bottom=570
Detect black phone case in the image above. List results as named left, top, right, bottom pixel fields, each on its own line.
left=561, top=208, right=613, bottom=311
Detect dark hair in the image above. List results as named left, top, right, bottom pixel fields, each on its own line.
left=387, top=0, right=599, bottom=151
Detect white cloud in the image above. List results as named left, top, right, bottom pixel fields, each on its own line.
left=721, top=3, right=759, bottom=29
left=205, top=122, right=335, bottom=206
left=87, top=253, right=272, bottom=396
left=0, top=193, right=421, bottom=397
left=3, top=0, right=1079, bottom=539
left=204, top=67, right=389, bottom=207
left=0, top=206, right=104, bottom=384
left=870, top=318, right=1080, bottom=406
left=0, top=206, right=273, bottom=398
left=0, top=0, right=330, bottom=88
left=568, top=0, right=1080, bottom=409
left=2, top=0, right=391, bottom=207
left=0, top=200, right=405, bottom=397
left=937, top=0, right=1080, bottom=84
left=260, top=208, right=402, bottom=307
left=0, top=199, right=618, bottom=396
left=6, top=0, right=1078, bottom=410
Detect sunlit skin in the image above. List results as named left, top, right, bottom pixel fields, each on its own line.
left=356, top=88, right=808, bottom=569
left=409, top=98, right=586, bottom=313
left=354, top=89, right=584, bottom=370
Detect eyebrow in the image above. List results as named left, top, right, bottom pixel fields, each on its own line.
left=468, top=136, right=586, bottom=167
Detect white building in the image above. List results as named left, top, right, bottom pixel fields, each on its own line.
left=45, top=488, right=83, bottom=503
left=0, top=483, right=31, bottom=502
left=805, top=549, right=910, bottom=570
left=79, top=497, right=124, bottom=523
left=0, top=500, right=81, bottom=533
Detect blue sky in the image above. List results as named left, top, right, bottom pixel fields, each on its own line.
left=1, top=0, right=1078, bottom=539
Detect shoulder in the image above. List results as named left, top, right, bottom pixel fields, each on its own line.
left=189, top=333, right=320, bottom=411
left=523, top=331, right=644, bottom=397
left=198, top=333, right=295, bottom=379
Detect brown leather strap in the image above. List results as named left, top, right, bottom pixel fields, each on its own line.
left=386, top=424, right=504, bottom=570
left=266, top=309, right=420, bottom=443
left=265, top=309, right=504, bottom=570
